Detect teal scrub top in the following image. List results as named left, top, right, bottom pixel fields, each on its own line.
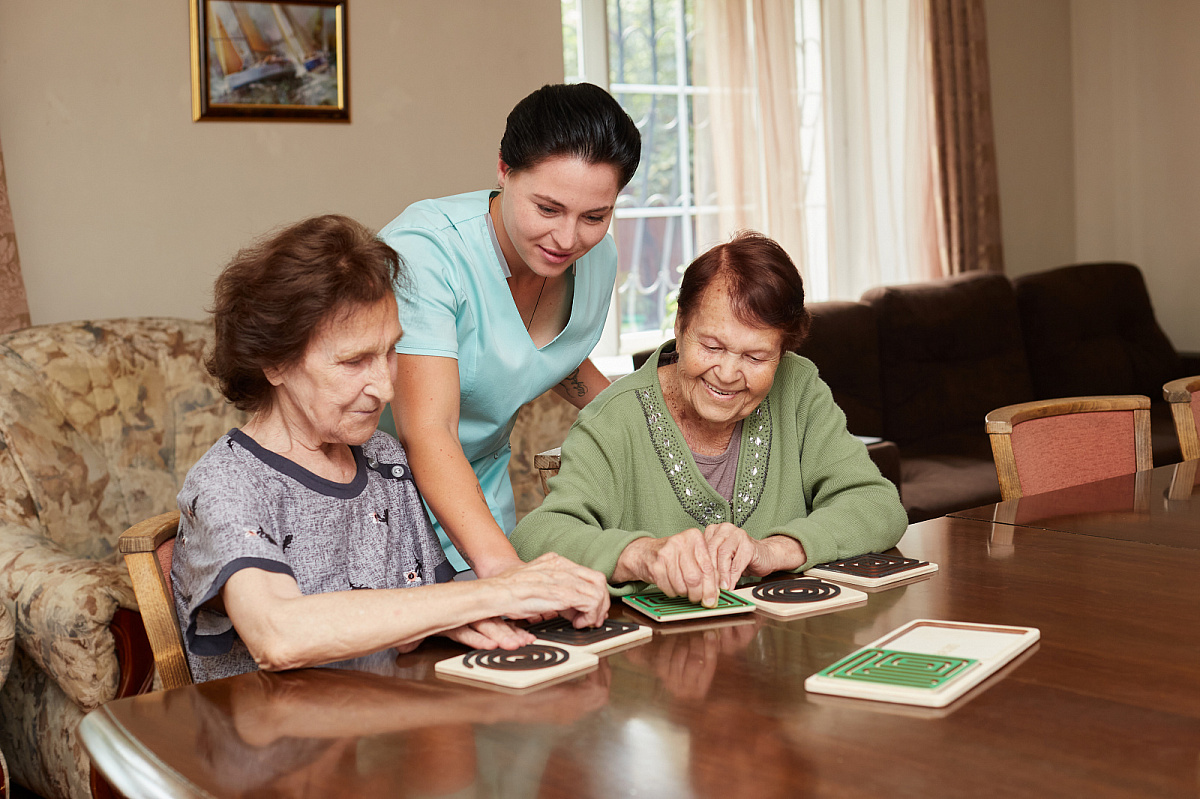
left=379, top=190, right=617, bottom=571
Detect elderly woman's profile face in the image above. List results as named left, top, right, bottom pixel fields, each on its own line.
left=673, top=277, right=783, bottom=430
left=265, top=295, right=402, bottom=447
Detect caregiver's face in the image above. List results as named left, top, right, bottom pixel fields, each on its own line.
left=496, top=155, right=621, bottom=278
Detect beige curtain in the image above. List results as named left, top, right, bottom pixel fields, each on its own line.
left=694, top=0, right=808, bottom=268
left=695, top=0, right=942, bottom=300
left=0, top=134, right=31, bottom=334
left=928, top=0, right=1004, bottom=274
left=822, top=0, right=943, bottom=295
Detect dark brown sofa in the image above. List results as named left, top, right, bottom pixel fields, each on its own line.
left=800, top=262, right=1199, bottom=522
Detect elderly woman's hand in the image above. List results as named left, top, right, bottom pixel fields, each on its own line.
left=442, top=618, right=536, bottom=651
left=490, top=553, right=611, bottom=628
left=703, top=524, right=806, bottom=587
left=704, top=524, right=807, bottom=588
left=614, top=529, right=721, bottom=608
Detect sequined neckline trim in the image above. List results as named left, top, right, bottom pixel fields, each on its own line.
left=635, top=381, right=770, bottom=528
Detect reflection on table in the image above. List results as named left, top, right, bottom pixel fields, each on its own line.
left=953, top=459, right=1200, bottom=549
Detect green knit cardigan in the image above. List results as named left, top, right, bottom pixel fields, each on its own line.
left=511, top=342, right=908, bottom=594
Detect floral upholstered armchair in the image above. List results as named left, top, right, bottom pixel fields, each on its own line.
left=0, top=318, right=245, bottom=799
left=1, top=600, right=13, bottom=799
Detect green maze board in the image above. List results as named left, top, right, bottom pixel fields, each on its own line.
left=622, top=589, right=756, bottom=622
left=817, top=648, right=977, bottom=689
left=804, top=619, right=1040, bottom=708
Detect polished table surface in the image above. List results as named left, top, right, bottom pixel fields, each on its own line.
left=83, top=496, right=1200, bottom=798
left=950, top=459, right=1200, bottom=550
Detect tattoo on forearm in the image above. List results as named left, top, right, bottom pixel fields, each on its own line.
left=560, top=367, right=588, bottom=398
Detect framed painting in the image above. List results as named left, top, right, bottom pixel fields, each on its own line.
left=190, top=0, right=349, bottom=121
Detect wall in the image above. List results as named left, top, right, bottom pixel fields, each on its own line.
left=985, top=0, right=1076, bottom=280
left=1071, top=0, right=1200, bottom=351
left=0, top=1, right=565, bottom=324
left=987, top=0, right=1200, bottom=351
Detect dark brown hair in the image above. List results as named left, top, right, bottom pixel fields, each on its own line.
left=500, top=83, right=642, bottom=189
left=207, top=215, right=402, bottom=413
left=675, top=231, right=811, bottom=352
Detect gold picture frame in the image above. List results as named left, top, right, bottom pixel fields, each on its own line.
left=190, top=0, right=349, bottom=121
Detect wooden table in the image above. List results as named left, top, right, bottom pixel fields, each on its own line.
left=82, top=495, right=1200, bottom=798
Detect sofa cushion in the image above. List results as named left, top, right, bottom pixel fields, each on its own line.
left=1013, top=262, right=1183, bottom=399
left=898, top=453, right=1002, bottom=523
left=799, top=301, right=883, bottom=437
left=863, top=272, right=1034, bottom=446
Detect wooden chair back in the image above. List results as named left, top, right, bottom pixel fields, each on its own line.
left=118, top=511, right=193, bottom=689
left=535, top=447, right=562, bottom=496
left=1163, top=376, right=1200, bottom=461
left=986, top=395, right=1153, bottom=501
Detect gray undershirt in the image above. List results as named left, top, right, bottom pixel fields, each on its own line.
left=691, top=420, right=743, bottom=501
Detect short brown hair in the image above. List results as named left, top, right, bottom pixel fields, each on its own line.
left=676, top=231, right=811, bottom=352
left=207, top=215, right=402, bottom=413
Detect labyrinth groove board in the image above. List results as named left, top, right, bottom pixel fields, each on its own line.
left=622, top=589, right=756, bottom=622
left=806, top=552, right=938, bottom=587
left=435, top=643, right=599, bottom=690
left=526, top=618, right=653, bottom=653
left=732, top=577, right=868, bottom=618
left=804, top=619, right=1040, bottom=708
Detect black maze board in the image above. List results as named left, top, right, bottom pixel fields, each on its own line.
left=732, top=576, right=868, bottom=617
left=526, top=618, right=653, bottom=653
left=806, top=553, right=938, bottom=587
left=435, top=644, right=599, bottom=689
left=805, top=619, right=1040, bottom=708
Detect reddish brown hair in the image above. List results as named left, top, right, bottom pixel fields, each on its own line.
left=675, top=231, right=811, bottom=352
left=207, top=215, right=402, bottom=413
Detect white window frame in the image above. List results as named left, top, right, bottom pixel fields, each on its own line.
left=568, top=0, right=716, bottom=358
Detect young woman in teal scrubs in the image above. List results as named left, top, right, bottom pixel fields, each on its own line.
left=380, top=83, right=641, bottom=578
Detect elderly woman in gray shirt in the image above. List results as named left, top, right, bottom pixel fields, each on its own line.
left=172, top=215, right=608, bottom=682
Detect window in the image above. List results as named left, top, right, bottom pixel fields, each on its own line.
left=564, top=0, right=936, bottom=355
left=565, top=0, right=714, bottom=355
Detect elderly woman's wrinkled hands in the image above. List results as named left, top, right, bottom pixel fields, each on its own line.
left=617, top=529, right=721, bottom=608
left=490, top=553, right=611, bottom=628
left=617, top=527, right=810, bottom=606
left=442, top=618, right=536, bottom=651
left=705, top=525, right=808, bottom=587
left=702, top=523, right=761, bottom=590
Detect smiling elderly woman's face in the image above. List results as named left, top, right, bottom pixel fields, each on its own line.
left=673, top=277, right=784, bottom=430
left=265, top=295, right=402, bottom=447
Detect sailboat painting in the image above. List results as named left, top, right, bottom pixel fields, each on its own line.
left=191, top=0, right=349, bottom=121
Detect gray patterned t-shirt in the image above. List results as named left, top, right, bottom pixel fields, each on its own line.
left=171, top=429, right=454, bottom=682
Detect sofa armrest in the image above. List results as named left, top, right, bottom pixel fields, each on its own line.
left=0, top=522, right=137, bottom=710
left=865, top=440, right=902, bottom=500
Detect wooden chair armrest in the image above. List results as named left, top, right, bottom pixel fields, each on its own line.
left=535, top=448, right=562, bottom=497
left=985, top=395, right=1150, bottom=434
left=119, top=511, right=181, bottom=554
left=534, top=448, right=562, bottom=471
left=1163, top=376, right=1200, bottom=403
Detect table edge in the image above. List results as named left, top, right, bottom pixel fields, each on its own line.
left=80, top=705, right=212, bottom=799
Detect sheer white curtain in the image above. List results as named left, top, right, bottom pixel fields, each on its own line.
left=823, top=0, right=943, bottom=297
left=694, top=0, right=808, bottom=268
left=694, top=0, right=943, bottom=301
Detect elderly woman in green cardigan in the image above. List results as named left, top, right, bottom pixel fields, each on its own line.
left=510, top=232, right=907, bottom=607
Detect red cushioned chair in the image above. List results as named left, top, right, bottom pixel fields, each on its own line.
left=1163, top=376, right=1200, bottom=462
left=985, top=396, right=1153, bottom=501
